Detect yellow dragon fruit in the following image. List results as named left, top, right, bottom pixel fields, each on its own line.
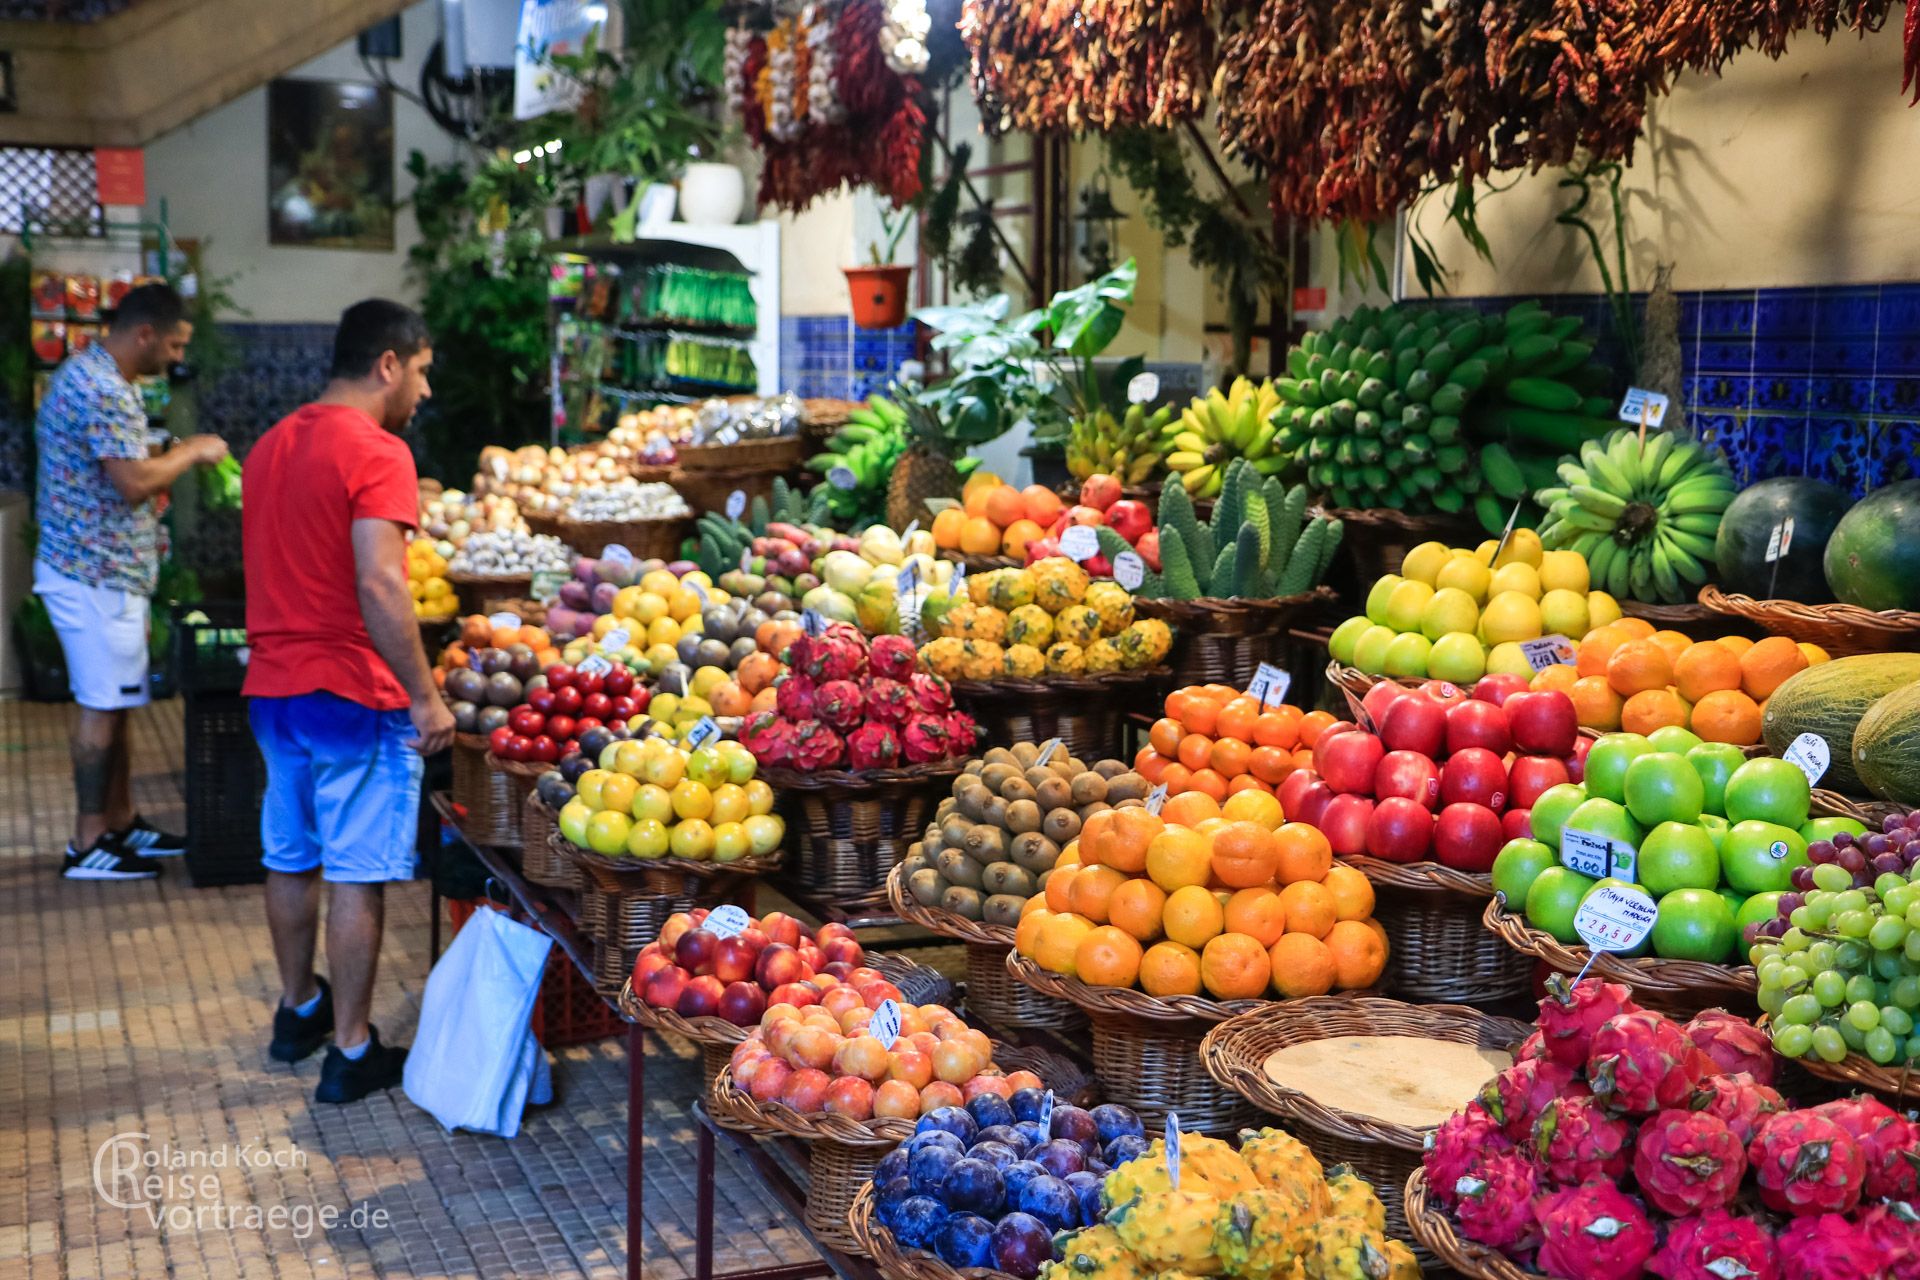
left=920, top=636, right=967, bottom=680
left=1084, top=638, right=1124, bottom=673
left=959, top=639, right=1005, bottom=680
left=988, top=567, right=1038, bottom=612
left=1212, top=1189, right=1314, bottom=1280
left=1045, top=641, right=1086, bottom=674
left=1110, top=1188, right=1222, bottom=1274
left=1104, top=1135, right=1260, bottom=1210
left=1302, top=1215, right=1400, bottom=1280
left=1054, top=603, right=1102, bottom=647
left=1239, top=1129, right=1331, bottom=1215
left=1324, top=1165, right=1388, bottom=1234
left=1116, top=618, right=1173, bottom=668
left=1084, top=581, right=1135, bottom=633
left=1003, top=643, right=1046, bottom=678
left=967, top=569, right=997, bottom=606
left=1382, top=1240, right=1421, bottom=1280
left=960, top=605, right=1008, bottom=643
left=1031, top=556, right=1090, bottom=612
left=1006, top=603, right=1055, bottom=648
left=1042, top=1225, right=1148, bottom=1280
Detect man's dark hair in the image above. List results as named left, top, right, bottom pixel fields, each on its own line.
left=110, top=283, right=188, bottom=334
left=330, top=298, right=430, bottom=379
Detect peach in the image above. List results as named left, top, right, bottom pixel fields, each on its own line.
left=778, top=1067, right=831, bottom=1113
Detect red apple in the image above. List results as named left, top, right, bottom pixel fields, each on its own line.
left=1361, top=683, right=1402, bottom=733
left=509, top=705, right=545, bottom=737
left=582, top=691, right=613, bottom=721
left=1079, top=474, right=1123, bottom=512
left=824, top=1076, right=875, bottom=1119
left=545, top=713, right=578, bottom=743
left=545, top=664, right=576, bottom=688
left=528, top=735, right=560, bottom=763
left=748, top=1058, right=794, bottom=1103
left=1278, top=768, right=1325, bottom=819
left=1508, top=755, right=1572, bottom=810
left=1566, top=735, right=1592, bottom=783
left=1105, top=499, right=1151, bottom=543
left=1502, top=807, right=1534, bottom=842
left=1374, top=750, right=1442, bottom=809
left=718, top=980, right=768, bottom=1026
left=677, top=974, right=725, bottom=1018
left=1366, top=796, right=1434, bottom=862
left=755, top=943, right=808, bottom=989
left=1317, top=730, right=1385, bottom=795
left=761, top=912, right=804, bottom=948
left=643, top=965, right=689, bottom=1009
left=1433, top=802, right=1505, bottom=872
left=526, top=685, right=555, bottom=715
left=631, top=947, right=675, bottom=989
left=603, top=666, right=635, bottom=697
left=1440, top=747, right=1509, bottom=811
left=1286, top=776, right=1336, bottom=826
left=713, top=936, right=759, bottom=985
left=816, top=922, right=856, bottom=944
left=1318, top=793, right=1376, bottom=857
left=675, top=928, right=719, bottom=976
left=1379, top=694, right=1447, bottom=759
left=767, top=980, right=822, bottom=1008
left=1446, top=699, right=1513, bottom=757
left=779, top=1067, right=832, bottom=1112
left=550, top=684, right=584, bottom=715
left=1472, top=673, right=1530, bottom=707
left=1505, top=690, right=1579, bottom=756
left=1419, top=679, right=1470, bottom=708
left=488, top=725, right=515, bottom=756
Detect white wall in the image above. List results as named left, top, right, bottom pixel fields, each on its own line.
left=140, top=0, right=464, bottom=323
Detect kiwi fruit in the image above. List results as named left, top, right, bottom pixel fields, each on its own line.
left=1036, top=867, right=1053, bottom=892
left=984, top=745, right=1017, bottom=765
left=1093, top=758, right=1129, bottom=779
left=963, top=824, right=1009, bottom=863
left=983, top=894, right=1027, bottom=927
left=1069, top=773, right=1108, bottom=806
left=982, top=861, right=1036, bottom=898
left=935, top=797, right=957, bottom=821
left=973, top=796, right=1004, bottom=829
left=900, top=852, right=933, bottom=881
left=963, top=759, right=985, bottom=776
left=1004, top=799, right=1043, bottom=834
left=1009, top=831, right=1060, bottom=873
left=941, top=814, right=973, bottom=848
left=922, top=823, right=945, bottom=854
left=980, top=763, right=1019, bottom=793
left=1042, top=807, right=1081, bottom=845
left=1034, top=776, right=1073, bottom=811
left=1010, top=742, right=1038, bottom=766
left=941, top=885, right=986, bottom=920
left=1104, top=771, right=1149, bottom=803
left=955, top=782, right=990, bottom=823
left=1078, top=800, right=1112, bottom=822
left=937, top=847, right=984, bottom=888
left=908, top=867, right=946, bottom=905
left=999, top=776, right=1037, bottom=805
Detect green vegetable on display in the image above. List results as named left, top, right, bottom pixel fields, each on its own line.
left=1127, top=457, right=1341, bottom=601
left=199, top=454, right=242, bottom=511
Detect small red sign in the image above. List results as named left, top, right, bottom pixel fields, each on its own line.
left=1293, top=286, right=1328, bottom=312
left=95, top=149, right=146, bottom=206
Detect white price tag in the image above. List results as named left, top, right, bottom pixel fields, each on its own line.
left=602, top=628, right=631, bottom=651
left=1038, top=1090, right=1055, bottom=1131
left=1783, top=732, right=1830, bottom=786
left=686, top=716, right=722, bottom=750
left=578, top=654, right=613, bottom=676
left=1059, top=525, right=1100, bottom=562
left=1521, top=635, right=1576, bottom=671
left=1145, top=783, right=1168, bottom=815
left=236, top=645, right=251, bottom=667
left=1245, top=662, right=1292, bottom=709
left=726, top=489, right=747, bottom=520
left=740, top=548, right=754, bottom=573
left=950, top=562, right=966, bottom=597
left=902, top=520, right=920, bottom=541
left=827, top=466, right=857, bottom=491
left=688, top=579, right=711, bottom=605
left=489, top=611, right=522, bottom=631
left=1164, top=1114, right=1181, bottom=1190
left=923, top=497, right=961, bottom=513
left=1035, top=737, right=1063, bottom=766
left=1574, top=885, right=1658, bottom=953
left=1561, top=827, right=1637, bottom=882
left=1617, top=387, right=1670, bottom=429
left=1764, top=523, right=1784, bottom=563
left=1112, top=551, right=1146, bottom=590
left=603, top=544, right=634, bottom=565
left=896, top=563, right=920, bottom=602
left=801, top=609, right=827, bottom=636
left=1127, top=372, right=1160, bottom=404
left=705, top=904, right=752, bottom=938
left=869, top=999, right=902, bottom=1049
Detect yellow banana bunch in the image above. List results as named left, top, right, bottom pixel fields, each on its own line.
left=1067, top=402, right=1173, bottom=484
left=1159, top=377, right=1286, bottom=498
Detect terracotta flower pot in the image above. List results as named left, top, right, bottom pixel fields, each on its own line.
left=843, top=265, right=911, bottom=330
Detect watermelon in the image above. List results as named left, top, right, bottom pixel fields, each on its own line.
left=1715, top=477, right=1851, bottom=601
left=1826, top=479, right=1920, bottom=611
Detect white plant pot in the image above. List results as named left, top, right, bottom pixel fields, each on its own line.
left=677, top=162, right=745, bottom=226
left=636, top=182, right=678, bottom=229
left=543, top=206, right=567, bottom=240
left=582, top=173, right=621, bottom=225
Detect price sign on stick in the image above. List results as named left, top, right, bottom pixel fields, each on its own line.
left=602, top=628, right=631, bottom=652
left=902, top=520, right=919, bottom=541
left=488, top=612, right=522, bottom=631
left=1128, top=372, right=1160, bottom=404
left=1521, top=635, right=1576, bottom=671
left=739, top=548, right=754, bottom=573
left=1617, top=388, right=1670, bottom=430
left=924, top=497, right=961, bottom=514
left=897, top=562, right=920, bottom=603
left=801, top=609, right=826, bottom=636
left=1245, top=662, right=1292, bottom=708
left=1575, top=886, right=1658, bottom=954
left=578, top=654, right=613, bottom=677
left=1783, top=732, right=1830, bottom=786
left=1038, top=1090, right=1056, bottom=1132
left=705, top=905, right=751, bottom=938
left=726, top=490, right=747, bottom=520
left=1165, top=1114, right=1182, bottom=1189
left=869, top=999, right=902, bottom=1049
left=1112, top=551, right=1146, bottom=590
left=1491, top=500, right=1524, bottom=567
left=1035, top=738, right=1063, bottom=766
left=1145, top=784, right=1168, bottom=815
left=1059, top=525, right=1099, bottom=563
left=686, top=716, right=721, bottom=750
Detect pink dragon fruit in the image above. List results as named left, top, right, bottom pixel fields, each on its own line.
left=1538, top=975, right=1642, bottom=1069
left=1775, top=1213, right=1886, bottom=1280
left=776, top=674, right=818, bottom=721
left=1811, top=1095, right=1920, bottom=1202
left=1647, top=1209, right=1779, bottom=1280
left=1633, top=1109, right=1748, bottom=1216
left=1532, top=1095, right=1632, bottom=1186
left=1480, top=1057, right=1586, bottom=1142
left=1691, top=1072, right=1788, bottom=1145
left=868, top=633, right=917, bottom=681
left=1424, top=1103, right=1511, bottom=1206
left=846, top=722, right=902, bottom=771
left=804, top=625, right=867, bottom=682
left=1685, top=1009, right=1778, bottom=1085
left=902, top=713, right=952, bottom=765
left=1515, top=1029, right=1551, bottom=1062
left=1450, top=1150, right=1541, bottom=1254
left=786, top=629, right=816, bottom=672
left=814, top=679, right=867, bottom=731
left=738, top=711, right=795, bottom=767
left=1748, top=1109, right=1867, bottom=1216
left=1858, top=1201, right=1920, bottom=1279
left=1534, top=1182, right=1657, bottom=1280
left=908, top=671, right=953, bottom=714
left=1587, top=1010, right=1707, bottom=1114
left=866, top=677, right=914, bottom=724
left=944, top=710, right=980, bottom=755
left=787, top=720, right=845, bottom=771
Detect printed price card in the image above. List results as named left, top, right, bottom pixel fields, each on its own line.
left=1617, top=387, right=1670, bottom=429
left=1561, top=827, right=1638, bottom=883
left=726, top=490, right=747, bottom=520
left=686, top=716, right=721, bottom=750
left=870, top=999, right=902, bottom=1049
left=1127, top=372, right=1160, bottom=404
left=1245, top=662, right=1292, bottom=709
left=488, top=612, right=522, bottom=631
left=578, top=654, right=613, bottom=677
left=1782, top=732, right=1830, bottom=786
left=1521, top=635, right=1576, bottom=671
left=828, top=466, right=857, bottom=491
left=1059, top=525, right=1100, bottom=562
left=1165, top=1114, right=1182, bottom=1190
left=705, top=905, right=751, bottom=938
left=1112, top=551, right=1146, bottom=590
left=602, top=628, right=631, bottom=651
left=1575, top=886, right=1658, bottom=953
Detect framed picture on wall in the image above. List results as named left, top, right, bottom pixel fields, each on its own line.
left=266, top=78, right=394, bottom=250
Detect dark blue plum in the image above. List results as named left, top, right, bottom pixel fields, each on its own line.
left=966, top=1092, right=1016, bottom=1131
left=1048, top=1104, right=1101, bottom=1150
left=894, top=1195, right=950, bottom=1250
left=941, top=1157, right=1005, bottom=1217
left=991, top=1212, right=1054, bottom=1279
left=873, top=1148, right=910, bottom=1186
left=875, top=1176, right=915, bottom=1230
left=1090, top=1103, right=1145, bottom=1146
left=1031, top=1139, right=1086, bottom=1179
left=1084, top=1157, right=1110, bottom=1178
left=1104, top=1134, right=1150, bottom=1168
left=1002, top=1160, right=1048, bottom=1205
left=918, top=1105, right=978, bottom=1146
left=1013, top=1120, right=1050, bottom=1151
left=909, top=1144, right=961, bottom=1198
left=934, top=1212, right=995, bottom=1269
left=975, top=1124, right=1025, bottom=1151
left=1008, top=1087, right=1049, bottom=1123
left=966, top=1141, right=1021, bottom=1173
left=905, top=1130, right=965, bottom=1157
left=1064, top=1171, right=1104, bottom=1228
left=1017, top=1173, right=1078, bottom=1232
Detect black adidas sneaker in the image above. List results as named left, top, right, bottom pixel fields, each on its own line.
left=63, top=833, right=163, bottom=881
left=119, top=813, right=186, bottom=857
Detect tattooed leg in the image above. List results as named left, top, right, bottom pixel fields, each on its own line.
left=106, top=712, right=135, bottom=831
left=72, top=707, right=121, bottom=849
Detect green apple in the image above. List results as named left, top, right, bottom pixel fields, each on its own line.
left=1329, top=615, right=1373, bottom=666
left=1565, top=796, right=1646, bottom=853
left=1382, top=632, right=1432, bottom=679
left=1698, top=813, right=1730, bottom=850
left=1801, top=816, right=1868, bottom=846
left=1724, top=758, right=1812, bottom=829
left=1647, top=725, right=1704, bottom=755
left=1685, top=742, right=1747, bottom=817
left=1429, top=633, right=1488, bottom=685
left=1493, top=838, right=1559, bottom=908
left=1623, top=752, right=1706, bottom=827
left=1721, top=820, right=1810, bottom=894
left=1365, top=575, right=1404, bottom=626
left=1385, top=579, right=1436, bottom=633
left=1530, top=782, right=1589, bottom=852
left=1584, top=733, right=1653, bottom=804
left=1652, top=888, right=1740, bottom=962
left=1420, top=587, right=1481, bottom=641
left=1352, top=625, right=1397, bottom=675
left=1638, top=820, right=1722, bottom=896
left=558, top=799, right=594, bottom=846
left=1527, top=866, right=1600, bottom=943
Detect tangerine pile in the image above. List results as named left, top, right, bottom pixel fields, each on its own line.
left=1012, top=786, right=1387, bottom=1001
left=931, top=473, right=1068, bottom=559
left=1536, top=620, right=1830, bottom=745
left=1131, top=684, right=1339, bottom=802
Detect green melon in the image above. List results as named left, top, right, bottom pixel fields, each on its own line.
left=1853, top=680, right=1920, bottom=806
left=1825, top=479, right=1920, bottom=611
left=1716, top=476, right=1851, bottom=601
left=1763, top=653, right=1920, bottom=795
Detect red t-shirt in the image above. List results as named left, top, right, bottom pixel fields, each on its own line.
left=242, top=404, right=419, bottom=710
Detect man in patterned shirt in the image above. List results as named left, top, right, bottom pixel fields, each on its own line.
left=35, top=283, right=227, bottom=880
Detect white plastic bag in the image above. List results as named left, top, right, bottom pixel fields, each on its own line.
left=404, top=904, right=554, bottom=1137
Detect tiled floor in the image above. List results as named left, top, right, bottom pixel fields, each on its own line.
left=0, top=697, right=819, bottom=1279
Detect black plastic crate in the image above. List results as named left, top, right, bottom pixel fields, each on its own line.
left=172, top=600, right=250, bottom=696
left=183, top=692, right=266, bottom=887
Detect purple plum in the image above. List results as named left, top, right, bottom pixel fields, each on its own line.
left=1104, top=1134, right=1150, bottom=1168
left=941, top=1157, right=1004, bottom=1217
left=874, top=1176, right=914, bottom=1230
left=894, top=1196, right=949, bottom=1250
left=908, top=1144, right=960, bottom=1199
left=975, top=1124, right=1025, bottom=1152
left=1065, top=1170, right=1104, bottom=1227
left=558, top=579, right=591, bottom=610
left=1016, top=1173, right=1078, bottom=1232
left=1089, top=1104, right=1145, bottom=1146
left=966, top=1092, right=1016, bottom=1131
left=1031, top=1139, right=1086, bottom=1179
left=1008, top=1088, right=1048, bottom=1124
left=1084, top=1157, right=1110, bottom=1178
left=917, top=1106, right=979, bottom=1146
left=1001, top=1160, right=1048, bottom=1205
left=905, top=1129, right=965, bottom=1157
left=1012, top=1121, right=1049, bottom=1151
left=1048, top=1105, right=1101, bottom=1150
left=935, top=1213, right=995, bottom=1269
left=990, top=1212, right=1053, bottom=1279
left=965, top=1141, right=1021, bottom=1173
left=873, top=1148, right=909, bottom=1186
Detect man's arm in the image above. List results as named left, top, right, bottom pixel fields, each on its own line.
left=351, top=516, right=454, bottom=754
left=102, top=435, right=228, bottom=503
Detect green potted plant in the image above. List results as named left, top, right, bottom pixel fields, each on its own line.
left=846, top=204, right=915, bottom=330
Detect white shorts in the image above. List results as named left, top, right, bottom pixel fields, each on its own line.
left=34, top=559, right=151, bottom=710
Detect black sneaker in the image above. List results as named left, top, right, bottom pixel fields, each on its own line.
left=315, top=1026, right=408, bottom=1104
left=270, top=977, right=334, bottom=1063
left=62, top=834, right=163, bottom=880
left=119, top=813, right=186, bottom=857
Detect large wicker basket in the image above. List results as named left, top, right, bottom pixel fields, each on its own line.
left=1341, top=855, right=1535, bottom=1006
left=1324, top=506, right=1483, bottom=589
left=884, top=863, right=1085, bottom=1032
left=948, top=667, right=1168, bottom=764
left=673, top=436, right=804, bottom=472
left=1404, top=1170, right=1545, bottom=1280
left=1811, top=789, right=1910, bottom=829
left=1698, top=584, right=1920, bottom=657
left=1135, top=590, right=1336, bottom=689
left=671, top=466, right=789, bottom=520
left=520, top=795, right=581, bottom=890
left=760, top=761, right=965, bottom=916
left=449, top=572, right=535, bottom=618
left=1483, top=897, right=1758, bottom=1016
left=1619, top=597, right=1722, bottom=633
left=452, top=734, right=518, bottom=847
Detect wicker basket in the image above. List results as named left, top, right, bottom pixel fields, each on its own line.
left=1323, top=660, right=1449, bottom=705
left=1324, top=507, right=1484, bottom=588
left=1698, top=585, right=1920, bottom=657
left=949, top=668, right=1168, bottom=764
left=674, top=436, right=805, bottom=472
left=1795, top=1053, right=1920, bottom=1100
left=1619, top=598, right=1722, bottom=632
left=1340, top=855, right=1535, bottom=1006
left=1134, top=590, right=1336, bottom=690
left=850, top=1181, right=1018, bottom=1280
left=554, top=831, right=784, bottom=894
left=884, top=864, right=1085, bottom=1032
left=1200, top=997, right=1530, bottom=1262
left=520, top=796, right=581, bottom=890
left=936, top=548, right=1025, bottom=573
left=449, top=572, right=535, bottom=617
left=452, top=734, right=518, bottom=847
left=761, top=761, right=965, bottom=914
left=1404, top=1170, right=1545, bottom=1280
left=1483, top=897, right=1757, bottom=1015
left=671, top=466, right=791, bottom=520
left=1811, top=789, right=1910, bottom=829
left=554, top=836, right=754, bottom=994
left=541, top=514, right=690, bottom=562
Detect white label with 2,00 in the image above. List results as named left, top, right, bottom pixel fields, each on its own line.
left=1561, top=827, right=1637, bottom=883
left=603, top=544, right=634, bottom=565
left=1059, top=525, right=1100, bottom=563
left=1575, top=885, right=1658, bottom=953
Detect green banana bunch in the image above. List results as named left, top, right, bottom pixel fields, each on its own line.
left=1068, top=401, right=1172, bottom=485
left=1532, top=427, right=1734, bottom=603
left=805, top=394, right=908, bottom=527
left=1160, top=376, right=1287, bottom=499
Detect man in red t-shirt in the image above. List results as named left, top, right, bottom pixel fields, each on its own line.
left=242, top=298, right=453, bottom=1104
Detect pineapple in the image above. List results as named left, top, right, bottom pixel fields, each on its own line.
left=886, top=398, right=986, bottom=530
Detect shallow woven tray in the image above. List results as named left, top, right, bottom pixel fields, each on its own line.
left=1619, top=597, right=1720, bottom=628
left=1324, top=659, right=1454, bottom=704
left=675, top=436, right=804, bottom=472
left=1483, top=896, right=1757, bottom=1011
left=884, top=861, right=1017, bottom=948
left=1698, top=584, right=1920, bottom=657
left=1003, top=948, right=1264, bottom=1025
left=1795, top=1053, right=1920, bottom=1100
left=1404, top=1170, right=1546, bottom=1280
left=1337, top=854, right=1494, bottom=898
left=1811, top=789, right=1911, bottom=829
left=550, top=831, right=783, bottom=894
left=615, top=951, right=951, bottom=1052
left=850, top=1180, right=1012, bottom=1280
left=550, top=514, right=688, bottom=562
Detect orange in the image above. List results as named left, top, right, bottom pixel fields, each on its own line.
left=931, top=506, right=967, bottom=549
left=1621, top=688, right=1690, bottom=736
left=1716, top=634, right=1755, bottom=657
left=1211, top=822, right=1280, bottom=888
left=962, top=481, right=996, bottom=517
left=1277, top=880, right=1337, bottom=939
left=1161, top=884, right=1225, bottom=949
left=1162, top=791, right=1222, bottom=829
left=1186, top=769, right=1230, bottom=801
left=1249, top=746, right=1296, bottom=786
left=1739, top=635, right=1808, bottom=700
left=1034, top=912, right=1095, bottom=975
left=1081, top=806, right=1163, bottom=873
left=1298, top=710, right=1338, bottom=747
left=1227, top=775, right=1272, bottom=797
left=1135, top=750, right=1169, bottom=784
left=1647, top=629, right=1693, bottom=663
left=1177, top=696, right=1220, bottom=737
left=1020, top=484, right=1064, bottom=527
left=1223, top=886, right=1287, bottom=947
left=1139, top=941, right=1203, bottom=997
left=1569, top=675, right=1626, bottom=732
left=1177, top=732, right=1215, bottom=772
left=1253, top=706, right=1303, bottom=748
left=1325, top=919, right=1388, bottom=989
left=1606, top=639, right=1676, bottom=697
left=1215, top=697, right=1260, bottom=745
left=1108, top=878, right=1168, bottom=943
left=1268, top=933, right=1337, bottom=998
left=1014, top=906, right=1052, bottom=956
left=1674, top=641, right=1743, bottom=703
left=1576, top=623, right=1633, bottom=677
left=982, top=485, right=1025, bottom=529
left=1021, top=893, right=1049, bottom=917
left=1044, top=864, right=1079, bottom=913
left=1613, top=617, right=1657, bottom=639
left=1531, top=663, right=1579, bottom=694
left=1146, top=826, right=1214, bottom=892
left=1222, top=788, right=1284, bottom=829
left=1074, top=925, right=1144, bottom=989
left=1066, top=864, right=1129, bottom=923
left=1200, top=933, right=1273, bottom=999
left=1691, top=688, right=1763, bottom=745
left=960, top=517, right=1002, bottom=554
left=1199, top=683, right=1241, bottom=703
left=1149, top=717, right=1185, bottom=759
left=1320, top=864, right=1376, bottom=921
left=1160, top=763, right=1194, bottom=795
left=1272, top=822, right=1335, bottom=886
left=1209, top=738, right=1251, bottom=778
left=1001, top=519, right=1045, bottom=558
left=1164, top=688, right=1205, bottom=722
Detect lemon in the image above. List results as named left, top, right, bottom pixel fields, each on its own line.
left=1383, top=632, right=1432, bottom=679
left=1434, top=555, right=1492, bottom=603
left=1586, top=591, right=1623, bottom=631
left=591, top=613, right=618, bottom=640
left=1429, top=633, right=1489, bottom=684
left=1539, top=588, right=1591, bottom=639
left=1488, top=561, right=1542, bottom=600
left=690, top=665, right=728, bottom=697
left=1481, top=590, right=1545, bottom=644
left=650, top=692, right=681, bottom=723
left=646, top=616, right=682, bottom=648
left=1352, top=624, right=1398, bottom=675
left=1384, top=579, right=1436, bottom=633
left=668, top=587, right=704, bottom=621
left=1400, top=540, right=1453, bottom=585
left=1420, top=587, right=1481, bottom=641
left=1486, top=641, right=1536, bottom=678
left=1539, top=549, right=1592, bottom=594
left=1495, top=527, right=1544, bottom=569
left=1328, top=615, right=1373, bottom=666
left=1364, top=574, right=1403, bottom=626
left=627, top=818, right=671, bottom=859
left=1474, top=539, right=1500, bottom=565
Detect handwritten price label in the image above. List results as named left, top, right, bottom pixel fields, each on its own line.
left=686, top=716, right=721, bottom=750
left=602, top=628, right=631, bottom=651
left=827, top=466, right=857, bottom=491
left=1561, top=827, right=1638, bottom=883
left=1575, top=885, right=1658, bottom=953
left=1783, top=732, right=1830, bottom=786
left=603, top=544, right=634, bottom=565
left=869, top=999, right=902, bottom=1049
left=726, top=489, right=747, bottom=520
left=896, top=562, right=920, bottom=602
left=1245, top=662, right=1292, bottom=709
left=488, top=611, right=522, bottom=631
left=1521, top=635, right=1576, bottom=671
left=1617, top=387, right=1670, bottom=429
left=705, top=905, right=751, bottom=938
left=1038, top=1090, right=1056, bottom=1132
left=1112, top=550, right=1146, bottom=590
left=1146, top=783, right=1168, bottom=815
left=1059, top=525, right=1100, bottom=563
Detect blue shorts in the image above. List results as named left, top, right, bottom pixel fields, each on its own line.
left=250, top=691, right=424, bottom=883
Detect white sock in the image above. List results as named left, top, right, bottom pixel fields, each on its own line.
left=292, top=988, right=323, bottom=1018
left=337, top=1037, right=370, bottom=1060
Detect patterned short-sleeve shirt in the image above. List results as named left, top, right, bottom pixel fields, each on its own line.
left=35, top=343, right=165, bottom=596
